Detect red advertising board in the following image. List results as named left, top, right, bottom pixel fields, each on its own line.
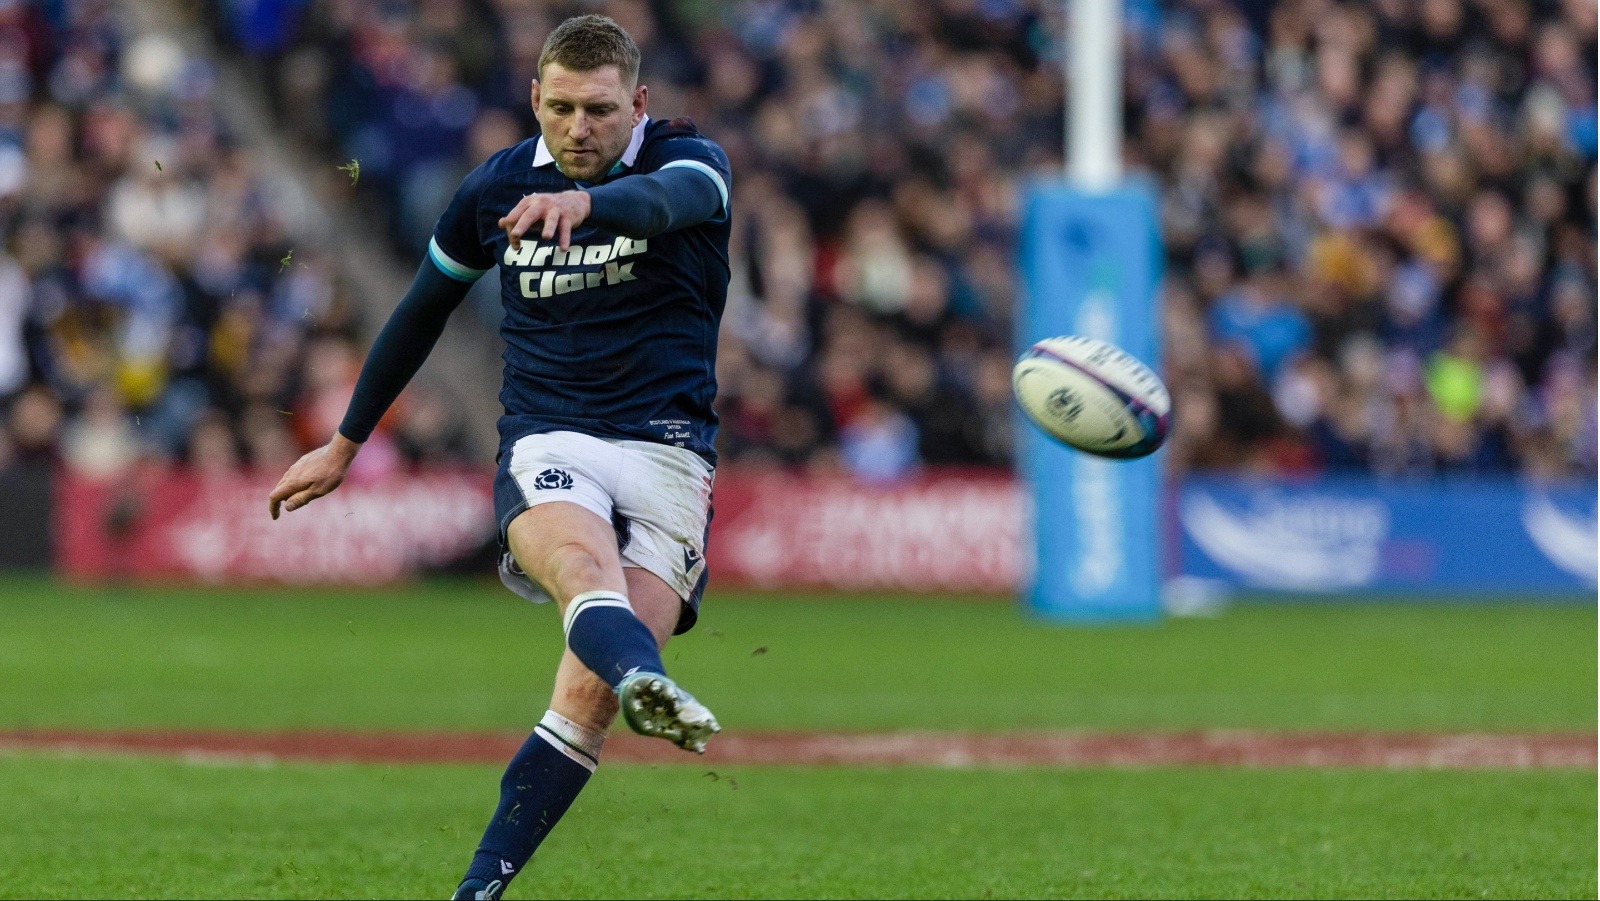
left=55, top=465, right=1024, bottom=593
left=705, top=469, right=1023, bottom=593
left=56, top=466, right=496, bottom=584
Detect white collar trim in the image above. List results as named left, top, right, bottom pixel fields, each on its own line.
left=533, top=116, right=650, bottom=172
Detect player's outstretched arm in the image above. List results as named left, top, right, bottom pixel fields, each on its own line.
left=586, top=165, right=724, bottom=238
left=269, top=432, right=360, bottom=519
left=267, top=257, right=473, bottom=519
left=499, top=166, right=725, bottom=250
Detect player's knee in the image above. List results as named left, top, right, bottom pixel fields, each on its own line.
left=540, top=539, right=609, bottom=592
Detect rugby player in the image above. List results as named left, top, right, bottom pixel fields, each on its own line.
left=266, top=16, right=731, bottom=900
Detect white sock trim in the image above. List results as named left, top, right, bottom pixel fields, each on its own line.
left=534, top=710, right=605, bottom=773
left=542, top=710, right=607, bottom=758
left=562, top=590, right=633, bottom=637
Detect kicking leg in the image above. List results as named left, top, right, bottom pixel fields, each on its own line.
left=515, top=501, right=718, bottom=751
left=523, top=501, right=667, bottom=687
left=613, top=566, right=720, bottom=754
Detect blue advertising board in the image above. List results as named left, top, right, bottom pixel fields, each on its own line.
left=1178, top=477, right=1598, bottom=594
left=1018, top=183, right=1164, bottom=620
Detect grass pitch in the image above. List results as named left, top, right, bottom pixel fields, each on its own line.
left=0, top=752, right=1592, bottom=899
left=0, top=577, right=1593, bottom=898
left=0, top=577, right=1591, bottom=732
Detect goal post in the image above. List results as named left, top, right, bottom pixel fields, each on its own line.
left=1068, top=0, right=1121, bottom=189
left=1017, top=0, right=1164, bottom=621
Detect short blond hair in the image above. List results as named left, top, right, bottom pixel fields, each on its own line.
left=538, top=15, right=641, bottom=85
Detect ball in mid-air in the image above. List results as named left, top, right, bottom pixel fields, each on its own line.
left=1012, top=335, right=1170, bottom=459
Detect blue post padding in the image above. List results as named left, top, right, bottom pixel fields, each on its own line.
left=1017, top=182, right=1164, bottom=622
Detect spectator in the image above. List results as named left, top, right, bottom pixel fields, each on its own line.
left=59, top=384, right=138, bottom=477
left=839, top=393, right=920, bottom=485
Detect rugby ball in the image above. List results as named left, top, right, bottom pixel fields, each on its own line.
left=1012, top=336, right=1170, bottom=458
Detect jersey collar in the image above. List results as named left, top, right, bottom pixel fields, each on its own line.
left=533, top=116, right=649, bottom=177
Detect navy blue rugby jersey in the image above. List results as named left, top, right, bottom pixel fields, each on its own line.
left=427, top=116, right=732, bottom=465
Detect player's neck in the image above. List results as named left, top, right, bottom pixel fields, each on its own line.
left=558, top=158, right=628, bottom=183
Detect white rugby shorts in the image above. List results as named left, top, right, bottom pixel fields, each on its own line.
left=494, top=430, right=714, bottom=613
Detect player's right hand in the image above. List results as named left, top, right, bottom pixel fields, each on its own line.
left=500, top=190, right=592, bottom=251
left=268, top=433, right=361, bottom=520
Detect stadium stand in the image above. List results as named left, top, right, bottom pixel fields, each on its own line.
left=4, top=0, right=1595, bottom=486
left=0, top=0, right=482, bottom=483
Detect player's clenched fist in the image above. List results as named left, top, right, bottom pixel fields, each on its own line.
left=268, top=432, right=361, bottom=520
left=499, top=190, right=592, bottom=251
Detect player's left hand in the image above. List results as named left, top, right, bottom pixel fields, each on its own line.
left=500, top=190, right=592, bottom=251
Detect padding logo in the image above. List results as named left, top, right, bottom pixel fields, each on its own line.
left=1180, top=489, right=1388, bottom=590
left=1523, top=494, right=1598, bottom=582
left=533, top=468, right=573, bottom=490
left=1047, top=387, right=1083, bottom=422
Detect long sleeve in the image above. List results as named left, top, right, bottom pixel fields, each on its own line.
left=336, top=259, right=474, bottom=444
left=584, top=165, right=726, bottom=239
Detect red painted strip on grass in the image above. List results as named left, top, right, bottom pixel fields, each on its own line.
left=0, top=729, right=1592, bottom=769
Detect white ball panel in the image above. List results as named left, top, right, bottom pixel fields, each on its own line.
left=1033, top=336, right=1170, bottom=416
left=1013, top=357, right=1144, bottom=453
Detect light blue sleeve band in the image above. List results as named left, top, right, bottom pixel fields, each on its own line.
left=427, top=237, right=488, bottom=282
left=659, top=159, right=730, bottom=212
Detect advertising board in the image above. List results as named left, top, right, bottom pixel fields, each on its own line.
left=56, top=466, right=495, bottom=584
left=52, top=465, right=1596, bottom=596
left=1177, top=477, right=1597, bottom=594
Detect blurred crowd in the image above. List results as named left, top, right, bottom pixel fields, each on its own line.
left=1145, top=0, right=1598, bottom=479
left=231, top=0, right=1597, bottom=481
left=5, top=0, right=1595, bottom=485
left=0, top=0, right=477, bottom=482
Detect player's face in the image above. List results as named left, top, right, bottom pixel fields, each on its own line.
left=532, top=63, right=647, bottom=182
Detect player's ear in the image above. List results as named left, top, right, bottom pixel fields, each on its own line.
left=632, top=84, right=647, bottom=125
left=530, top=79, right=541, bottom=111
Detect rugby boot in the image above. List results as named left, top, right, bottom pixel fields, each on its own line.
left=451, top=878, right=502, bottom=900
left=617, top=672, right=720, bottom=754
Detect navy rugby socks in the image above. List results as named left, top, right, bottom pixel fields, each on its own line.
left=458, top=710, right=605, bottom=897
left=563, top=590, right=666, bottom=688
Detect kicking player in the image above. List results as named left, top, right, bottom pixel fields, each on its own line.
left=266, top=15, right=732, bottom=900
